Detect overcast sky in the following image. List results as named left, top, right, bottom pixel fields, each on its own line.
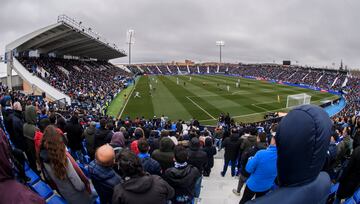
left=1, top=0, right=360, bottom=70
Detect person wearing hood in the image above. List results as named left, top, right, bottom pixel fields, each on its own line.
left=65, top=114, right=84, bottom=159
left=84, top=121, right=97, bottom=160
left=88, top=144, right=121, bottom=204
left=137, top=139, right=161, bottom=175
left=187, top=137, right=207, bottom=200
left=40, top=125, right=92, bottom=204
left=23, top=104, right=38, bottom=171
left=164, top=145, right=201, bottom=204
left=0, top=128, right=45, bottom=204
left=233, top=132, right=268, bottom=196
left=239, top=136, right=277, bottom=204
left=221, top=131, right=241, bottom=177
left=110, top=129, right=126, bottom=149
left=112, top=149, right=174, bottom=204
left=152, top=137, right=175, bottom=172
left=247, top=105, right=333, bottom=204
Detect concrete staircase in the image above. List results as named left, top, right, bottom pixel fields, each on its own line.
left=199, top=150, right=242, bottom=204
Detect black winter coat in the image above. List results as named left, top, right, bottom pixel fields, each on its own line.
left=187, top=147, right=207, bottom=173
left=222, top=134, right=241, bottom=160
left=64, top=118, right=83, bottom=151
left=202, top=146, right=217, bottom=169
left=11, top=111, right=26, bottom=151
left=164, top=164, right=201, bottom=203
left=94, top=127, right=111, bottom=150
left=112, top=174, right=174, bottom=204
left=337, top=146, right=360, bottom=199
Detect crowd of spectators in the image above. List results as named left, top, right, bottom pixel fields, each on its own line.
left=18, top=57, right=133, bottom=116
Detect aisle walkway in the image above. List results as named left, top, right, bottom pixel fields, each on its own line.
left=200, top=150, right=242, bottom=204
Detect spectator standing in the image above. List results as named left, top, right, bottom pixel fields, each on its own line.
left=88, top=144, right=121, bottom=204
left=233, top=132, right=267, bottom=196
left=152, top=137, right=175, bottom=172
left=334, top=146, right=360, bottom=203
left=187, top=137, right=207, bottom=201
left=112, top=150, right=174, bottom=204
left=40, top=125, right=92, bottom=204
left=83, top=121, right=97, bottom=160
left=23, top=104, right=38, bottom=171
left=221, top=132, right=241, bottom=177
left=164, top=145, right=201, bottom=204
left=137, top=139, right=161, bottom=175
left=239, top=136, right=277, bottom=204
left=94, top=119, right=111, bottom=150
left=247, top=105, right=332, bottom=204
left=65, top=114, right=84, bottom=160
left=202, top=137, right=217, bottom=176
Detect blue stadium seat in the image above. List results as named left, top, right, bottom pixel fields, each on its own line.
left=77, top=162, right=89, bottom=178
left=95, top=196, right=100, bottom=204
left=47, top=195, right=67, bottom=204
left=353, top=188, right=360, bottom=203
left=330, top=183, right=339, bottom=194
left=32, top=180, right=53, bottom=199
left=83, top=155, right=91, bottom=164
left=343, top=197, right=355, bottom=204
left=24, top=162, right=30, bottom=171
left=26, top=168, right=40, bottom=185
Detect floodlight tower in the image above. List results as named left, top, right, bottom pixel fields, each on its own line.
left=216, top=40, right=225, bottom=64
left=127, top=29, right=135, bottom=65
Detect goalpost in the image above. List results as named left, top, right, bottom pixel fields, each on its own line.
left=286, top=93, right=311, bottom=108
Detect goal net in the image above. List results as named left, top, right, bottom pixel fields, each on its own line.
left=286, top=93, right=311, bottom=108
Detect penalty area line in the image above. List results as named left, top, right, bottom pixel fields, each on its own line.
left=185, top=96, right=216, bottom=120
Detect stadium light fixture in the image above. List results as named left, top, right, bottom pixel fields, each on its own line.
left=127, top=29, right=135, bottom=65
left=216, top=40, right=225, bottom=64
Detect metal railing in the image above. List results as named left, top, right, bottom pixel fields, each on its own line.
left=57, top=14, right=126, bottom=55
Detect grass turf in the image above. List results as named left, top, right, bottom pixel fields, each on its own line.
left=108, top=75, right=338, bottom=125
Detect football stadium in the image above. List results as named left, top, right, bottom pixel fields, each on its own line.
left=0, top=1, right=359, bottom=204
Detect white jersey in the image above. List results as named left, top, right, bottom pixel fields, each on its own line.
left=227, top=85, right=230, bottom=92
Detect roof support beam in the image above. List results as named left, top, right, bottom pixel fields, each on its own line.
left=25, top=28, right=72, bottom=49
left=41, top=37, right=92, bottom=53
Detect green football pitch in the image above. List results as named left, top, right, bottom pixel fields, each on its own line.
left=107, top=75, right=338, bottom=125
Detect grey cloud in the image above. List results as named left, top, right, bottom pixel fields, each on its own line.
left=0, top=0, right=359, bottom=69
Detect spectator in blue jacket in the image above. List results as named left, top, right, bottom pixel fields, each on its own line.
left=247, top=105, right=332, bottom=204
left=138, top=139, right=161, bottom=175
left=239, top=136, right=277, bottom=204
left=89, top=144, right=122, bottom=204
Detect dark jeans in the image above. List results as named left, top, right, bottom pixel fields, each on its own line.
left=222, top=158, right=236, bottom=176
left=236, top=174, right=248, bottom=193
left=239, top=186, right=269, bottom=204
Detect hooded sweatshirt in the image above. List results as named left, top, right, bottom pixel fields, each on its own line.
left=23, top=105, right=37, bottom=140
left=112, top=174, right=174, bottom=204
left=248, top=105, right=332, bottom=204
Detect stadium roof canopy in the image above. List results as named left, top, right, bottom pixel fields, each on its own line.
left=5, top=15, right=126, bottom=60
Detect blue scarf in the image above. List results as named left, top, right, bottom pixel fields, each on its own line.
left=175, top=162, right=187, bottom=169
left=138, top=153, right=150, bottom=159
